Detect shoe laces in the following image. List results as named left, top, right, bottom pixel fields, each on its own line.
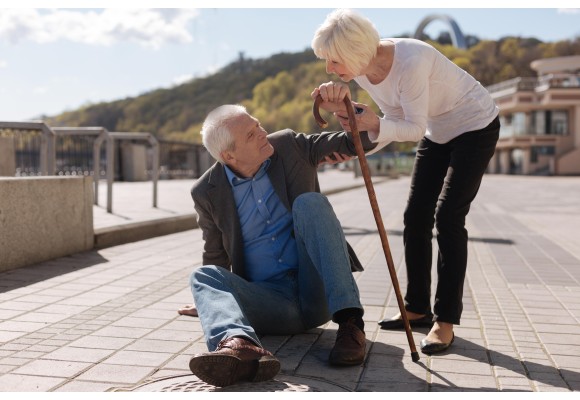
left=336, top=319, right=364, bottom=344
left=216, top=337, right=239, bottom=351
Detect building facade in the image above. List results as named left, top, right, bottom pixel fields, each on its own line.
left=486, top=55, right=580, bottom=175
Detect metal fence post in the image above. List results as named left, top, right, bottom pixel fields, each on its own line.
left=105, top=134, right=114, bottom=213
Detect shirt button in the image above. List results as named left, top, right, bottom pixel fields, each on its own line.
left=271, top=237, right=276, bottom=241
left=278, top=258, right=283, bottom=263
left=258, top=199, right=262, bottom=203
left=266, top=220, right=271, bottom=224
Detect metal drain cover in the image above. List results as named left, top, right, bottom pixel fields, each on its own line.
left=113, top=373, right=351, bottom=392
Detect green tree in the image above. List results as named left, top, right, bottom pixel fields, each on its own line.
left=44, top=36, right=580, bottom=146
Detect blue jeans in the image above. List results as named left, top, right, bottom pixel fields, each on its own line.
left=190, top=192, right=363, bottom=351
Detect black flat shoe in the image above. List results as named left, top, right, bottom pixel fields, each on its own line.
left=378, top=314, right=434, bottom=330
left=420, top=333, right=455, bottom=355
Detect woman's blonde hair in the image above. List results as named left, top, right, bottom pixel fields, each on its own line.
left=311, top=9, right=380, bottom=76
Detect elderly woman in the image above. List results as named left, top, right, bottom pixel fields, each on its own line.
left=311, top=9, right=500, bottom=355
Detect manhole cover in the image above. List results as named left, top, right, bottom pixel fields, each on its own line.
left=112, top=373, right=351, bottom=392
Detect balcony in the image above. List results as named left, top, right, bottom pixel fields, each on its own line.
left=487, top=77, right=539, bottom=97
left=496, top=134, right=559, bottom=149
left=536, top=73, right=580, bottom=91
left=487, top=74, right=580, bottom=97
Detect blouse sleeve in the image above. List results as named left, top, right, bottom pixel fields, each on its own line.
left=376, top=54, right=429, bottom=144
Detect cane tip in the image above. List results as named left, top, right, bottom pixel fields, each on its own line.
left=411, top=352, right=420, bottom=363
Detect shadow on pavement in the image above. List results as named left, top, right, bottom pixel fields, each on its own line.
left=429, top=335, right=575, bottom=391
left=0, top=251, right=109, bottom=293
left=342, top=226, right=514, bottom=245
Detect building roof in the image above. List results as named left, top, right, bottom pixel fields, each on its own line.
left=530, top=55, right=580, bottom=75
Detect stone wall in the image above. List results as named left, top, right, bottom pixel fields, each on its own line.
left=0, top=176, right=93, bottom=272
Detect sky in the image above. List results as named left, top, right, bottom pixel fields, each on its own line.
left=1, top=2, right=580, bottom=121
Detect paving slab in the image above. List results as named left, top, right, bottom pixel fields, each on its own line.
left=1, top=171, right=579, bottom=392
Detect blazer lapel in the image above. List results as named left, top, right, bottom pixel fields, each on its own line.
left=207, top=164, right=236, bottom=220
left=267, top=151, right=291, bottom=211
left=206, top=164, right=245, bottom=275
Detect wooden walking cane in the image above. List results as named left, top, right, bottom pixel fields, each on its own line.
left=313, top=95, right=420, bottom=363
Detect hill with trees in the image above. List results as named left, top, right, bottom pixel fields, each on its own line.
left=46, top=36, right=580, bottom=147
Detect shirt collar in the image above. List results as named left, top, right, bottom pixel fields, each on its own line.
left=224, top=159, right=271, bottom=187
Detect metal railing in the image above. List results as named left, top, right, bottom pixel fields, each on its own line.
left=486, top=77, right=539, bottom=95
left=159, top=139, right=206, bottom=179
left=536, top=73, right=580, bottom=91
left=0, top=121, right=56, bottom=175
left=0, top=123, right=165, bottom=214
left=487, top=73, right=580, bottom=95
left=1, top=119, right=219, bottom=214
left=51, top=127, right=108, bottom=205
left=106, top=131, right=160, bottom=213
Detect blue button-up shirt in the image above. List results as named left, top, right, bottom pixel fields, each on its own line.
left=224, top=160, right=298, bottom=282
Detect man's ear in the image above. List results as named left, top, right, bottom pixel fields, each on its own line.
left=221, top=151, right=234, bottom=163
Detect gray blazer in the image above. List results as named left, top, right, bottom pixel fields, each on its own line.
left=191, top=128, right=377, bottom=279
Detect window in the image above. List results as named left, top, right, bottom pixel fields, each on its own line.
left=512, top=113, right=527, bottom=136
left=551, top=110, right=568, bottom=135
left=532, top=111, right=545, bottom=135
left=531, top=146, right=555, bottom=163
left=530, top=110, right=569, bottom=135
left=500, top=112, right=528, bottom=137
left=499, top=115, right=513, bottom=138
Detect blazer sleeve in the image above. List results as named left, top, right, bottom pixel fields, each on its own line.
left=293, top=130, right=378, bottom=166
left=191, top=186, right=231, bottom=269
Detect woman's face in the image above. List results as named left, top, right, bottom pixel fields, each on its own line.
left=325, top=59, right=355, bottom=82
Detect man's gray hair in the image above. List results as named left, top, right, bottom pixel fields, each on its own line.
left=201, top=104, right=248, bottom=164
left=311, top=9, right=380, bottom=76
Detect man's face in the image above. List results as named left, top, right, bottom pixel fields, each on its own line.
left=222, top=112, right=274, bottom=177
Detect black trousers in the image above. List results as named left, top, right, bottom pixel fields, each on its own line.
left=403, top=116, right=500, bottom=325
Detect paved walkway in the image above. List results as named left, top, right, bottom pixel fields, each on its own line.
left=91, top=167, right=380, bottom=231
left=0, top=170, right=579, bottom=392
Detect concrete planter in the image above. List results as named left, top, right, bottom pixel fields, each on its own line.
left=0, top=176, right=93, bottom=272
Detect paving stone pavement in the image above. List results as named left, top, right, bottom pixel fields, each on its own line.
left=0, top=170, right=579, bottom=392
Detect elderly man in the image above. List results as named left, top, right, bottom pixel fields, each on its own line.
left=187, top=104, right=376, bottom=387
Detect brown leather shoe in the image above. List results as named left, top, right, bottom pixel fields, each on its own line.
left=189, top=336, right=280, bottom=387
left=329, top=318, right=366, bottom=366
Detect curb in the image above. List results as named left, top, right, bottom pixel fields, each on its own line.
left=94, top=213, right=198, bottom=249
left=93, top=177, right=391, bottom=250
